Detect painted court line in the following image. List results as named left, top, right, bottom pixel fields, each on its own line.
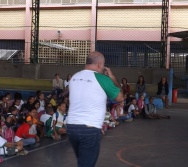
left=4, top=140, right=67, bottom=161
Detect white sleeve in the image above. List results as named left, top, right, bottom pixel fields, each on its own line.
left=128, top=105, right=135, bottom=113
left=52, top=113, right=56, bottom=121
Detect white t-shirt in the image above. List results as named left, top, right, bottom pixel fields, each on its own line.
left=67, top=70, right=120, bottom=129
left=64, top=80, right=69, bottom=88
left=15, top=100, right=24, bottom=110
left=128, top=104, right=138, bottom=113
left=38, top=100, right=45, bottom=113
left=40, top=114, right=51, bottom=125
left=114, top=106, right=123, bottom=119
left=0, top=136, right=7, bottom=155
left=51, top=111, right=65, bottom=128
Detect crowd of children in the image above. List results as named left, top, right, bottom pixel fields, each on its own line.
left=0, top=74, right=170, bottom=160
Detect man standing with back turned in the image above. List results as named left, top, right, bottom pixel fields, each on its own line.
left=66, top=51, right=124, bottom=167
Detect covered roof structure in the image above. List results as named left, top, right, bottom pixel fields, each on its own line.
left=168, top=31, right=188, bottom=39
left=0, top=49, right=19, bottom=60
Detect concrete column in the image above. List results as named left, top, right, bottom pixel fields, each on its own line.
left=24, top=0, right=32, bottom=63
left=166, top=0, right=171, bottom=69
left=91, top=0, right=98, bottom=52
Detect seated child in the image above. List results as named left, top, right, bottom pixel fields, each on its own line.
left=128, top=98, right=139, bottom=118
left=46, top=102, right=66, bottom=140
left=40, top=107, right=54, bottom=125
left=137, top=94, right=145, bottom=117
left=145, top=97, right=170, bottom=119
left=14, top=116, right=39, bottom=147
left=28, top=107, right=44, bottom=138
left=1, top=117, right=15, bottom=142
left=113, top=101, right=133, bottom=122
left=0, top=125, right=28, bottom=156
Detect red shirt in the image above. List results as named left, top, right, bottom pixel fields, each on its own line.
left=15, top=123, right=36, bottom=139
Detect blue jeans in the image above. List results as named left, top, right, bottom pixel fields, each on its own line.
left=116, top=114, right=131, bottom=122
left=135, top=92, right=146, bottom=100
left=22, top=138, right=36, bottom=146
left=66, top=124, right=102, bottom=167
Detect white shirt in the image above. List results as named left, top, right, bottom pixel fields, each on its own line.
left=67, top=70, right=120, bottom=129
left=0, top=136, right=7, bottom=155
left=14, top=100, right=24, bottom=110
left=114, top=106, right=124, bottom=119
left=53, top=79, right=63, bottom=89
left=128, top=104, right=138, bottom=113
left=40, top=114, right=51, bottom=125
left=64, top=80, right=69, bottom=88
left=51, top=111, right=65, bottom=128
left=38, top=100, right=45, bottom=113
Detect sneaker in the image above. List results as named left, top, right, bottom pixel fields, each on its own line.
left=17, top=150, right=29, bottom=156
left=125, top=118, right=133, bottom=123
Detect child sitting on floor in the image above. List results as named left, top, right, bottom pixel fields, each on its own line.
left=46, top=102, right=66, bottom=140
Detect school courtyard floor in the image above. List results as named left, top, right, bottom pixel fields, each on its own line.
left=1, top=98, right=188, bottom=167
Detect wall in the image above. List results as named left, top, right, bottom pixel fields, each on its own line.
left=0, top=64, right=170, bottom=84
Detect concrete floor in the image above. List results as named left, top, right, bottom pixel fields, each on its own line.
left=1, top=98, right=188, bottom=167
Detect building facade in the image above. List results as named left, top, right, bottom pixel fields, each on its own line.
left=0, top=0, right=188, bottom=82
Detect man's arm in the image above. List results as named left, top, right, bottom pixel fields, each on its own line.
left=105, top=67, right=121, bottom=89
left=105, top=67, right=124, bottom=103
left=114, top=92, right=124, bottom=103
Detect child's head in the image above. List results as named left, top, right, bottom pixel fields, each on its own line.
left=38, top=92, right=44, bottom=100
left=58, top=102, right=66, bottom=113
left=28, top=96, right=35, bottom=104
left=63, top=97, right=69, bottom=104
left=5, top=92, right=11, bottom=100
left=51, top=93, right=57, bottom=100
left=45, top=102, right=52, bottom=108
left=14, top=99, right=21, bottom=107
left=149, top=97, right=154, bottom=104
left=36, top=90, right=42, bottom=97
left=14, top=92, right=22, bottom=100
left=2, top=96, right=7, bottom=103
left=26, top=115, right=33, bottom=126
left=33, top=100, right=40, bottom=109
left=131, top=98, right=137, bottom=105
left=122, top=78, right=127, bottom=85
left=9, top=106, right=18, bottom=115
left=139, top=95, right=144, bottom=100
left=46, top=107, right=54, bottom=116
left=28, top=107, right=38, bottom=118
left=124, top=94, right=127, bottom=99
left=67, top=74, right=72, bottom=81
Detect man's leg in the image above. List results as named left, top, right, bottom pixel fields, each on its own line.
left=77, top=127, right=101, bottom=167
left=66, top=125, right=79, bottom=159
left=67, top=125, right=102, bottom=167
